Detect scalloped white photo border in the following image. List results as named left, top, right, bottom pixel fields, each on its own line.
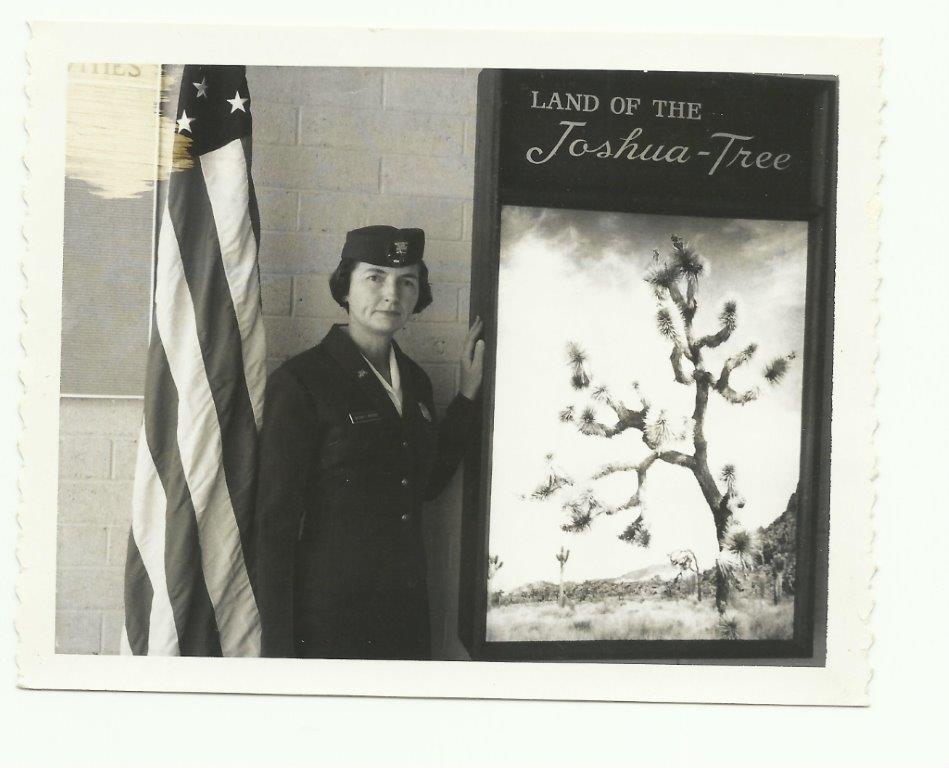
left=18, top=22, right=879, bottom=704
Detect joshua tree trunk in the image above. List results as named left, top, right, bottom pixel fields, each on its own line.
left=691, top=376, right=733, bottom=615
left=771, top=555, right=786, bottom=605
left=772, top=570, right=783, bottom=604
left=555, top=546, right=570, bottom=608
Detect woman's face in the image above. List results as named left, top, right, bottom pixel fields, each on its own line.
left=345, top=261, right=421, bottom=337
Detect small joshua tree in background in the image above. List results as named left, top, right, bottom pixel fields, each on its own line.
left=771, top=553, right=786, bottom=604
left=555, top=546, right=571, bottom=608
left=487, top=554, right=504, bottom=607
left=529, top=235, right=797, bottom=614
left=669, top=549, right=702, bottom=601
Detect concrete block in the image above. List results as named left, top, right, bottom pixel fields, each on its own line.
left=101, top=611, right=125, bottom=655
left=56, top=610, right=102, bottom=655
left=292, top=273, right=347, bottom=320
left=362, top=196, right=465, bottom=240
left=57, top=566, right=125, bottom=611
left=57, top=524, right=109, bottom=566
left=254, top=145, right=379, bottom=193
left=396, top=323, right=470, bottom=365
left=263, top=316, right=331, bottom=361
left=260, top=273, right=293, bottom=317
left=464, top=116, right=477, bottom=157
left=256, top=188, right=298, bottom=232
left=462, top=201, right=473, bottom=240
left=423, top=363, right=457, bottom=406
left=260, top=232, right=346, bottom=274
left=381, top=155, right=473, bottom=199
left=298, top=193, right=370, bottom=235
left=408, top=281, right=462, bottom=323
left=111, top=437, right=138, bottom=480
left=59, top=436, right=112, bottom=479
left=300, top=107, right=464, bottom=157
left=58, top=480, right=134, bottom=525
left=383, top=69, right=478, bottom=115
left=423, top=240, right=473, bottom=281
left=251, top=102, right=298, bottom=145
left=249, top=67, right=383, bottom=109
left=107, top=524, right=131, bottom=566
left=59, top=398, right=141, bottom=436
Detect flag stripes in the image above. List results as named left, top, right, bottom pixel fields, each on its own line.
left=200, top=138, right=267, bottom=431
left=124, top=65, right=263, bottom=657
left=143, top=334, right=220, bottom=656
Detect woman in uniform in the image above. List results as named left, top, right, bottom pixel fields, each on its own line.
left=255, top=225, right=484, bottom=660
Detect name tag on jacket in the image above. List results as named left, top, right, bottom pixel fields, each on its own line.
left=349, top=410, right=383, bottom=425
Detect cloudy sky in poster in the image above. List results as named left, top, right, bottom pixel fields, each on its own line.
left=487, top=206, right=808, bottom=592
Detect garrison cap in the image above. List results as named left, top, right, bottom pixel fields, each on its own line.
left=340, top=225, right=425, bottom=268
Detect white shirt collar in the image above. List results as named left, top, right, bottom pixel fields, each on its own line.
left=361, top=345, right=402, bottom=416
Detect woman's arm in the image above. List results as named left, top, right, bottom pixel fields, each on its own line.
left=255, top=366, right=319, bottom=657
left=423, top=318, right=485, bottom=501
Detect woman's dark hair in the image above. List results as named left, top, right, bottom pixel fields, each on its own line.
left=328, top=259, right=434, bottom=314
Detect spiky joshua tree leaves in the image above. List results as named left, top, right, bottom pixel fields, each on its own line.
left=529, top=453, right=574, bottom=500
left=528, top=235, right=797, bottom=614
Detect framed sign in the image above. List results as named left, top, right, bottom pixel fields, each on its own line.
left=459, top=69, right=836, bottom=662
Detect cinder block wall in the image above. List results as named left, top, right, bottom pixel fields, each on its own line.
left=56, top=66, right=479, bottom=657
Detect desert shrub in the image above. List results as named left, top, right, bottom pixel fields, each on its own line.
left=717, top=615, right=741, bottom=640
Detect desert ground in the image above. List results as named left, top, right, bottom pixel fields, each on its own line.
left=485, top=594, right=793, bottom=642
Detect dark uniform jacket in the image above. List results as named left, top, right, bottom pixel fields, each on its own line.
left=255, top=324, right=476, bottom=659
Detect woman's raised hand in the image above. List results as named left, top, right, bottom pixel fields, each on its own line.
left=458, top=316, right=485, bottom=400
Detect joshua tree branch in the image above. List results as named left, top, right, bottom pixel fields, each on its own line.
left=577, top=405, right=648, bottom=439
left=694, top=300, right=738, bottom=352
left=716, top=383, right=760, bottom=405
left=670, top=345, right=695, bottom=385
left=666, top=279, right=698, bottom=324
left=694, top=324, right=734, bottom=352
left=592, top=461, right=639, bottom=480
left=657, top=450, right=695, bottom=468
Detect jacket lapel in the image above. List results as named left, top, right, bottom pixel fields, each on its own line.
left=320, top=324, right=400, bottom=421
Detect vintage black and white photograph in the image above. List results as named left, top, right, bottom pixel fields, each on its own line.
left=486, top=207, right=806, bottom=643
left=16, top=23, right=879, bottom=705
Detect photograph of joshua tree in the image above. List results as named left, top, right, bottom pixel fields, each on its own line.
left=486, top=206, right=807, bottom=642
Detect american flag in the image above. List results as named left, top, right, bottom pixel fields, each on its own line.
left=122, top=65, right=264, bottom=656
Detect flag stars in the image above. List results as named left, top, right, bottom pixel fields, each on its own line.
left=193, top=76, right=209, bottom=98
left=227, top=91, right=249, bottom=113
left=176, top=109, right=195, bottom=134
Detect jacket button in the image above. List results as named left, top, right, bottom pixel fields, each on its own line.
left=400, top=513, right=411, bottom=522
left=400, top=478, right=409, bottom=487
left=401, top=440, right=409, bottom=448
